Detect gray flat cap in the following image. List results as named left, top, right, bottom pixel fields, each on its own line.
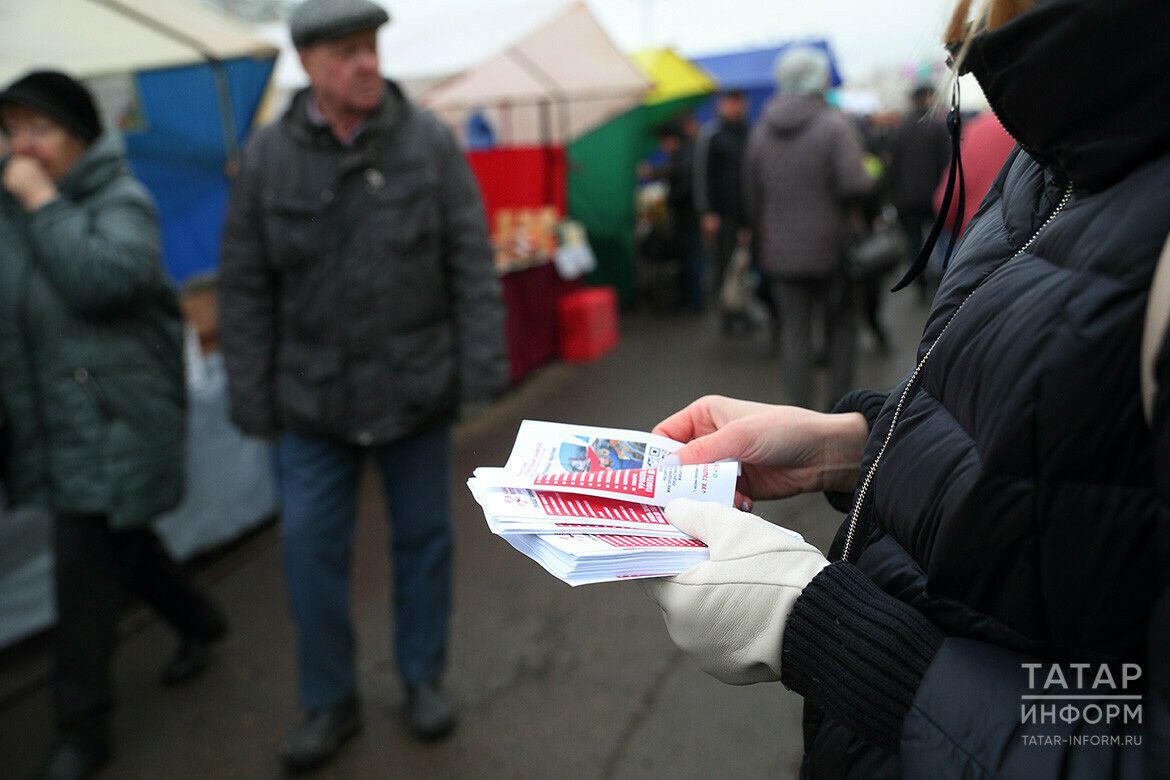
left=290, top=0, right=390, bottom=49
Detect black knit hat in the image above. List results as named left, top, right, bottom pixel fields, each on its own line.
left=0, top=70, right=102, bottom=145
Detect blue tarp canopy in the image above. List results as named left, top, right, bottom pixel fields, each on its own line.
left=128, top=58, right=274, bottom=283
left=0, top=0, right=277, bottom=284
left=691, top=40, right=843, bottom=123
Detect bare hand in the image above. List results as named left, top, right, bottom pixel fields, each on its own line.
left=701, top=212, right=721, bottom=237
left=654, top=395, right=869, bottom=505
left=736, top=227, right=752, bottom=247
left=3, top=156, right=57, bottom=211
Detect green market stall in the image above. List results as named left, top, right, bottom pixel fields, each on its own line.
left=568, top=48, right=716, bottom=303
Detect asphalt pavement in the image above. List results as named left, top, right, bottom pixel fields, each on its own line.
left=0, top=286, right=929, bottom=779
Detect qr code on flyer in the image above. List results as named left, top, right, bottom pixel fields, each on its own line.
left=644, top=446, right=670, bottom=467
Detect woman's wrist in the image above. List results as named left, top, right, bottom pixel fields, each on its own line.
left=819, top=412, right=869, bottom=493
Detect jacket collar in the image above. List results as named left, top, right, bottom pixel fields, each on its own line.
left=965, top=0, right=1170, bottom=192
left=284, top=79, right=409, bottom=148
left=56, top=130, right=127, bottom=199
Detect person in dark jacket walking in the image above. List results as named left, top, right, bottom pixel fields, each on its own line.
left=695, top=90, right=750, bottom=312
left=887, top=84, right=952, bottom=301
left=654, top=119, right=705, bottom=312
left=888, top=85, right=951, bottom=247
left=644, top=0, right=1170, bottom=776
left=743, top=47, right=873, bottom=410
left=0, top=71, right=227, bottom=780
left=218, top=0, right=507, bottom=773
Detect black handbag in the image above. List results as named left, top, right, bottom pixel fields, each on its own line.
left=845, top=224, right=909, bottom=282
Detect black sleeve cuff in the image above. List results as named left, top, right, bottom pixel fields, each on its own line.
left=830, top=389, right=889, bottom=427
left=823, top=390, right=889, bottom=512
left=780, top=562, right=944, bottom=751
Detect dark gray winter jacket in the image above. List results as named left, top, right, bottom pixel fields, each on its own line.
left=0, top=132, right=186, bottom=529
left=218, top=82, right=506, bottom=444
left=743, top=94, right=872, bottom=279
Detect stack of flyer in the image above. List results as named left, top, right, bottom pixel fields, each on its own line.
left=468, top=420, right=738, bottom=585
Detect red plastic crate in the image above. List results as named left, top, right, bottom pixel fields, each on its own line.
left=557, top=287, right=620, bottom=362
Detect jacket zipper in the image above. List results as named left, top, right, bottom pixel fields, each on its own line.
left=840, top=184, right=1074, bottom=563
left=16, top=262, right=54, bottom=485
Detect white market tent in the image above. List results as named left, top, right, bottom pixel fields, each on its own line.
left=263, top=2, right=567, bottom=92
left=0, top=0, right=274, bottom=84
left=420, top=2, right=651, bottom=146
left=259, top=1, right=649, bottom=145
left=259, top=2, right=577, bottom=113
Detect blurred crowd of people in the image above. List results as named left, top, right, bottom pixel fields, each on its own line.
left=640, top=47, right=1017, bottom=412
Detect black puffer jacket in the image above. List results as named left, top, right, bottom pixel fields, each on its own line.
left=219, top=82, right=506, bottom=444
left=778, top=1, right=1170, bottom=776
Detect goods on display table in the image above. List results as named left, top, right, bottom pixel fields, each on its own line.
left=492, top=205, right=560, bottom=274
left=465, top=142, right=616, bottom=381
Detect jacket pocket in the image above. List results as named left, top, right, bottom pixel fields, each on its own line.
left=390, top=322, right=457, bottom=415
left=367, top=182, right=446, bottom=325
left=367, top=166, right=440, bottom=253
left=276, top=341, right=344, bottom=428
left=43, top=368, right=107, bottom=450
left=73, top=367, right=113, bottom=421
left=84, top=365, right=183, bottom=448
left=47, top=362, right=183, bottom=520
left=263, top=196, right=329, bottom=268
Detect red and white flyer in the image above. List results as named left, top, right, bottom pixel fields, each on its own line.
left=502, top=533, right=710, bottom=586
left=468, top=479, right=690, bottom=537
left=482, top=514, right=689, bottom=538
left=501, top=420, right=684, bottom=478
left=468, top=419, right=736, bottom=585
left=473, top=462, right=737, bottom=507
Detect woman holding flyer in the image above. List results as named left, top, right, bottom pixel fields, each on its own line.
left=642, top=0, right=1169, bottom=775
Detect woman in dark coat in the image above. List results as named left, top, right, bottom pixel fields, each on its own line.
left=644, top=1, right=1170, bottom=776
left=0, top=71, right=226, bottom=780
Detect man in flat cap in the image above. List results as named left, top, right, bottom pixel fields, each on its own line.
left=219, top=0, right=507, bottom=772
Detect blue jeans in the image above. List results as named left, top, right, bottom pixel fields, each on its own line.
left=276, top=426, right=452, bottom=710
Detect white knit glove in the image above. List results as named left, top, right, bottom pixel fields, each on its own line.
left=641, top=498, right=829, bottom=685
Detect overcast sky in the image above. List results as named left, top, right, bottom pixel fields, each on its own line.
left=378, top=0, right=960, bottom=82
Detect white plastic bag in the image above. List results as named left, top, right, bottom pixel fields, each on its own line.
left=720, top=246, right=753, bottom=314
left=554, top=221, right=597, bottom=280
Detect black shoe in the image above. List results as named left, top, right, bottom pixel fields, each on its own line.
left=161, top=610, right=228, bottom=686
left=406, top=682, right=455, bottom=741
left=279, top=698, right=361, bottom=774
left=38, top=741, right=110, bottom=780
left=160, top=638, right=213, bottom=686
